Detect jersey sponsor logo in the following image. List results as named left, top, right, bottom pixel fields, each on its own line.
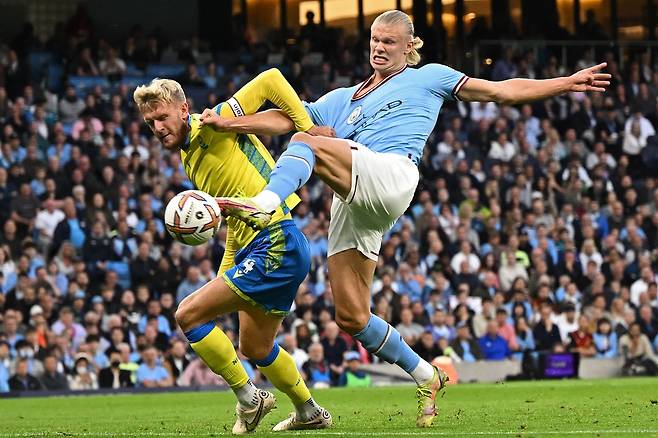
left=197, top=135, right=210, bottom=150
left=346, top=99, right=403, bottom=139
left=227, top=97, right=245, bottom=117
left=346, top=105, right=362, bottom=125
left=233, top=258, right=256, bottom=278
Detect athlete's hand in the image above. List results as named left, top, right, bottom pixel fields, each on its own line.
left=199, top=108, right=226, bottom=131
left=307, top=125, right=336, bottom=137
left=569, top=62, right=611, bottom=93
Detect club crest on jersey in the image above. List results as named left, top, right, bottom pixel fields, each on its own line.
left=347, top=106, right=362, bottom=125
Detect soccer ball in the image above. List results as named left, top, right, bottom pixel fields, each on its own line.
left=164, top=190, right=222, bottom=246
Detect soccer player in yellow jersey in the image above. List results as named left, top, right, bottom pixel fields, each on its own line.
left=133, top=69, right=334, bottom=433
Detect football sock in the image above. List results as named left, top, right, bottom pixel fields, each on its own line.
left=262, top=141, right=315, bottom=209
left=255, top=343, right=315, bottom=419
left=184, top=322, right=256, bottom=406
left=410, top=359, right=436, bottom=385
left=354, top=314, right=432, bottom=385
left=252, top=190, right=282, bottom=213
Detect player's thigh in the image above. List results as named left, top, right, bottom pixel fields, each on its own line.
left=237, top=308, right=284, bottom=360
left=291, top=132, right=352, bottom=199
left=327, top=249, right=377, bottom=334
left=175, top=277, right=246, bottom=332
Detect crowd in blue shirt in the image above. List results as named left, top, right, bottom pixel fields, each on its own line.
left=2, top=8, right=658, bottom=394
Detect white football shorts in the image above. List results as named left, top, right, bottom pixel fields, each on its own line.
left=328, top=140, right=419, bottom=261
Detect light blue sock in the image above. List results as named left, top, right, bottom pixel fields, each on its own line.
left=265, top=141, right=315, bottom=201
left=353, top=314, right=421, bottom=374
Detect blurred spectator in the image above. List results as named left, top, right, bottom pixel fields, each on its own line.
left=52, top=307, right=86, bottom=348
left=320, top=322, right=347, bottom=386
left=567, top=315, right=596, bottom=357
left=10, top=183, right=39, bottom=239
left=14, top=339, right=44, bottom=376
left=138, top=299, right=172, bottom=337
left=414, top=330, right=443, bottom=362
left=282, top=334, right=309, bottom=370
left=450, top=321, right=483, bottom=362
left=338, top=351, right=371, bottom=387
left=620, top=323, right=658, bottom=376
left=9, top=357, right=42, bottom=391
left=40, top=354, right=69, bottom=391
left=556, top=303, right=579, bottom=342
left=301, top=342, right=331, bottom=388
left=593, top=318, right=618, bottom=359
left=51, top=197, right=86, bottom=256
left=58, top=86, right=85, bottom=125
left=35, top=199, right=65, bottom=250
left=478, top=321, right=511, bottom=360
left=495, top=307, right=519, bottom=351
left=513, top=317, right=536, bottom=360
left=98, top=350, right=133, bottom=389
left=164, top=339, right=190, bottom=385
left=396, top=308, right=424, bottom=347
left=136, top=346, right=172, bottom=388
left=99, top=48, right=126, bottom=81
left=176, top=266, right=205, bottom=304
left=179, top=358, right=224, bottom=387
left=0, top=341, right=10, bottom=392
left=533, top=302, right=563, bottom=352
left=69, top=355, right=98, bottom=390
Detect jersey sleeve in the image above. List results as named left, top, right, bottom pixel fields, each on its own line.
left=303, top=88, right=343, bottom=127
left=216, top=68, right=314, bottom=132
left=420, top=63, right=469, bottom=102
left=218, top=225, right=238, bottom=275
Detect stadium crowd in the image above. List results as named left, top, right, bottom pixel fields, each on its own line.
left=1, top=9, right=658, bottom=393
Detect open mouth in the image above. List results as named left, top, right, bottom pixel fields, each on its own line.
left=372, top=55, right=388, bottom=63
left=160, top=133, right=171, bottom=141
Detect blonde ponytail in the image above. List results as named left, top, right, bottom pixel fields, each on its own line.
left=373, top=10, right=423, bottom=66
left=407, top=36, right=424, bottom=66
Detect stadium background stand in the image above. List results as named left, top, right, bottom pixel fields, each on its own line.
left=1, top=3, right=658, bottom=394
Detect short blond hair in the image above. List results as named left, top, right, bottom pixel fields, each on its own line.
left=133, top=78, right=186, bottom=113
left=372, top=10, right=424, bottom=66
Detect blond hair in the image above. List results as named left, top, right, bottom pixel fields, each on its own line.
left=133, top=78, right=186, bottom=113
left=372, top=10, right=424, bottom=66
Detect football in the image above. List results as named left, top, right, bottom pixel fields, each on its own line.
left=164, top=190, right=222, bottom=246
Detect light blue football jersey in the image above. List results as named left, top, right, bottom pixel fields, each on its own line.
left=304, top=64, right=468, bottom=164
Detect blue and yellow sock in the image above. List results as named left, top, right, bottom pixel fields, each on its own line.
left=185, top=322, right=257, bottom=405
left=256, top=343, right=317, bottom=419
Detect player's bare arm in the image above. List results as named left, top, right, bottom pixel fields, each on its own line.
left=458, top=62, right=611, bottom=105
left=199, top=108, right=335, bottom=137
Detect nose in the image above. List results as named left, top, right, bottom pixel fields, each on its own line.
left=153, top=120, right=166, bottom=134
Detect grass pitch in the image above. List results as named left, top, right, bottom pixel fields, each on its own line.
left=1, top=378, right=657, bottom=437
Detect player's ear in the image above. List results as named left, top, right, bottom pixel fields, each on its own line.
left=180, top=100, right=190, bottom=120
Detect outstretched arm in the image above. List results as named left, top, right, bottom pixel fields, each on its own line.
left=457, top=62, right=611, bottom=105
left=200, top=68, right=333, bottom=136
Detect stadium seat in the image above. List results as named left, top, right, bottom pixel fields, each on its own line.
left=145, top=64, right=186, bottom=78
left=68, top=76, right=110, bottom=93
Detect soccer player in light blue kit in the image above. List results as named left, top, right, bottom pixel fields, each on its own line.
left=206, top=10, right=610, bottom=428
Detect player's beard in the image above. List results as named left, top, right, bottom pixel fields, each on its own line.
left=163, top=121, right=189, bottom=150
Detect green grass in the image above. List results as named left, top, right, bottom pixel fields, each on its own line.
left=1, top=378, right=658, bottom=437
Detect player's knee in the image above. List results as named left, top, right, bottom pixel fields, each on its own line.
left=335, top=311, right=369, bottom=335
left=290, top=131, right=312, bottom=145
left=239, top=340, right=272, bottom=361
left=175, top=299, right=197, bottom=332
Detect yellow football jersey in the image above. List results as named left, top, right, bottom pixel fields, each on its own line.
left=179, top=69, right=314, bottom=274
